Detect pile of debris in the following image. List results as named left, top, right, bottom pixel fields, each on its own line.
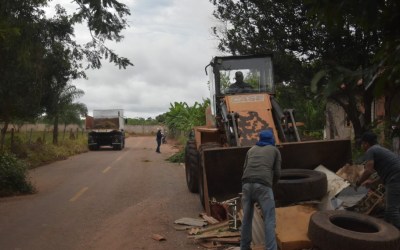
left=174, top=164, right=397, bottom=250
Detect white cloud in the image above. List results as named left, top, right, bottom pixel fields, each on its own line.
left=47, top=0, right=222, bottom=118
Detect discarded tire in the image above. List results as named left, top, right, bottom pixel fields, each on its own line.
left=308, top=210, right=400, bottom=250
left=274, top=169, right=327, bottom=202
left=184, top=140, right=199, bottom=193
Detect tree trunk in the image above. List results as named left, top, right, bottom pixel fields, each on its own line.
left=53, top=115, right=59, bottom=145
left=0, top=121, right=9, bottom=151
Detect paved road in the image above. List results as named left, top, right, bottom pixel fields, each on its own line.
left=0, top=136, right=205, bottom=250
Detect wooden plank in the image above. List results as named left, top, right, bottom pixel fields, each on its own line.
left=194, top=221, right=230, bottom=235
left=189, top=231, right=240, bottom=240
left=174, top=217, right=207, bottom=227
left=200, top=212, right=220, bottom=224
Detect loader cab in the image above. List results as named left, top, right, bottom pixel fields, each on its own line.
left=207, top=54, right=274, bottom=116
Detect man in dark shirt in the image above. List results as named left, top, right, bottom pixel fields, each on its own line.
left=228, top=71, right=253, bottom=93
left=356, top=131, right=400, bottom=229
left=240, top=130, right=281, bottom=250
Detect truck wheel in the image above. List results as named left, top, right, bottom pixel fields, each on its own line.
left=184, top=140, right=199, bottom=193
left=308, top=210, right=400, bottom=250
left=198, top=142, right=221, bottom=209
left=274, top=169, right=327, bottom=202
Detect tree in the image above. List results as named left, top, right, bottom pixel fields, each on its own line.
left=0, top=0, right=48, bottom=149
left=209, top=0, right=385, bottom=141
left=44, top=83, right=85, bottom=145
left=165, top=99, right=210, bottom=137
left=0, top=0, right=133, bottom=148
left=59, top=102, right=88, bottom=139
left=305, top=0, right=400, bottom=132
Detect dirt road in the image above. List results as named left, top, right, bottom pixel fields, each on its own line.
left=0, top=136, right=205, bottom=250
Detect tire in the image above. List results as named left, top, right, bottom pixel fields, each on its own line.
left=274, top=169, right=327, bottom=202
left=308, top=210, right=400, bottom=250
left=184, top=140, right=199, bottom=193
left=198, top=142, right=221, bottom=209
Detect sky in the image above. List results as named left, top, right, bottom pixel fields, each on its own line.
left=46, top=0, right=223, bottom=118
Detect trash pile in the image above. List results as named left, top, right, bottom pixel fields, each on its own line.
left=173, top=164, right=399, bottom=250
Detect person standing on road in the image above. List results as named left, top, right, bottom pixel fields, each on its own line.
left=156, top=128, right=162, bottom=153
left=240, top=130, right=281, bottom=250
left=356, top=131, right=400, bottom=229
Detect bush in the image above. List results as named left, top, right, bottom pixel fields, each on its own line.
left=0, top=152, right=35, bottom=197
left=167, top=150, right=185, bottom=163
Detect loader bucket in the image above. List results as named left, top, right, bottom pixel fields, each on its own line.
left=201, top=139, right=352, bottom=215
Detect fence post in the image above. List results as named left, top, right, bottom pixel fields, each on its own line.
left=29, top=128, right=33, bottom=144
left=42, top=129, right=46, bottom=143
left=10, top=128, right=15, bottom=150
left=76, top=128, right=79, bottom=139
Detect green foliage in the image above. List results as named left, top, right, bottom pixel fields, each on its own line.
left=127, top=117, right=161, bottom=126
left=167, top=150, right=185, bottom=163
left=3, top=131, right=88, bottom=169
left=0, top=0, right=132, bottom=148
left=0, top=152, right=35, bottom=197
left=209, top=0, right=399, bottom=139
left=165, top=99, right=210, bottom=137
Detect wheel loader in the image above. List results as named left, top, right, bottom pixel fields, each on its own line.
left=184, top=54, right=352, bottom=215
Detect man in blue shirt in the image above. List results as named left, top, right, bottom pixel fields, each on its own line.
left=356, top=131, right=400, bottom=229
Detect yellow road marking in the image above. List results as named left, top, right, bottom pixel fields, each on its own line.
left=102, top=166, right=112, bottom=173
left=69, top=187, right=89, bottom=202
left=101, top=151, right=129, bottom=174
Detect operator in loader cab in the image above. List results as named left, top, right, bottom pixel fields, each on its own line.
left=240, top=130, right=281, bottom=250
left=228, top=71, right=253, bottom=93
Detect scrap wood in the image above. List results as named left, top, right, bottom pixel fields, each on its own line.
left=174, top=217, right=207, bottom=227
left=200, top=212, right=220, bottom=224
left=336, top=164, right=364, bottom=184
left=206, top=236, right=240, bottom=244
left=151, top=233, right=166, bottom=241
left=189, top=221, right=230, bottom=235
left=188, top=230, right=240, bottom=240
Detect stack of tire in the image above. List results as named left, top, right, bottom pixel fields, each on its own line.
left=273, top=169, right=328, bottom=203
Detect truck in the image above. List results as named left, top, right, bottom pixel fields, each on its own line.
left=184, top=54, right=352, bottom=215
left=86, top=109, right=126, bottom=150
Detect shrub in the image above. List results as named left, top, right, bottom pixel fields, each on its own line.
left=0, top=152, right=35, bottom=197
left=167, top=150, right=185, bottom=163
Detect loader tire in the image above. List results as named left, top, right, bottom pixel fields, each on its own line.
left=274, top=169, right=327, bottom=202
left=308, top=210, right=400, bottom=250
left=198, top=142, right=221, bottom=209
left=185, top=140, right=199, bottom=193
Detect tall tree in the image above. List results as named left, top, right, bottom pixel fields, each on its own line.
left=209, top=0, right=383, bottom=140
left=0, top=0, right=133, bottom=148
left=306, top=0, right=400, bottom=128
left=0, top=0, right=48, bottom=149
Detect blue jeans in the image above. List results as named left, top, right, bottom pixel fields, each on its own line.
left=385, top=182, right=400, bottom=229
left=240, top=183, right=277, bottom=250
